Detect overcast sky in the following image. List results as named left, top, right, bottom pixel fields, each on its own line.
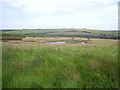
left=0, top=0, right=119, bottom=30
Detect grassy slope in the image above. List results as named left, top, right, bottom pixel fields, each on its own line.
left=2, top=29, right=118, bottom=35
left=2, top=40, right=118, bottom=88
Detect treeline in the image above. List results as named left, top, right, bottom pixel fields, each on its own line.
left=23, top=32, right=119, bottom=39
left=51, top=34, right=119, bottom=39
left=1, top=32, right=119, bottom=40
left=1, top=33, right=24, bottom=40
left=24, top=33, right=48, bottom=37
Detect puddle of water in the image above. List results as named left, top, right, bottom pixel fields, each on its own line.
left=81, top=42, right=86, bottom=44
left=42, top=41, right=86, bottom=44
left=43, top=41, right=66, bottom=44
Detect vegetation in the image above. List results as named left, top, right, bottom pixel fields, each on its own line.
left=2, top=39, right=118, bottom=88
left=2, top=29, right=119, bottom=88
left=1, top=29, right=119, bottom=39
left=1, top=33, right=23, bottom=40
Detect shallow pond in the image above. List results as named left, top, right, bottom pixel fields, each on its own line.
left=42, top=41, right=86, bottom=44
left=43, top=41, right=66, bottom=44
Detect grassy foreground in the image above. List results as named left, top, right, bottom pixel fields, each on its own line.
left=2, top=41, right=118, bottom=88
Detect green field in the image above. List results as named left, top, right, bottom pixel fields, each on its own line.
left=1, top=29, right=119, bottom=39
left=1, top=29, right=118, bottom=34
left=2, top=39, right=118, bottom=88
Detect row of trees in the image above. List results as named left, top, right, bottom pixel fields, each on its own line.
left=23, top=31, right=119, bottom=39
left=1, top=33, right=23, bottom=40
left=1, top=32, right=119, bottom=40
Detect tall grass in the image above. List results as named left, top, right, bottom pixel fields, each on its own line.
left=2, top=43, right=118, bottom=88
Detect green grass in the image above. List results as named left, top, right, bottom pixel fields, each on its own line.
left=2, top=40, right=118, bottom=88
left=2, top=29, right=118, bottom=35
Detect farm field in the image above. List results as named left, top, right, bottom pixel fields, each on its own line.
left=1, top=29, right=118, bottom=35
left=1, top=29, right=119, bottom=39
left=2, top=38, right=119, bottom=88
